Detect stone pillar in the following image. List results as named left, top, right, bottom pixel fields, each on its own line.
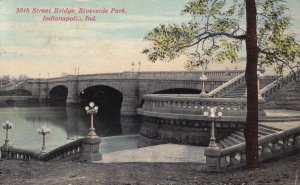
left=66, top=76, right=79, bottom=104
left=26, top=80, right=43, bottom=104
left=0, top=145, right=12, bottom=160
left=120, top=76, right=141, bottom=134
left=121, top=94, right=141, bottom=134
left=80, top=137, right=102, bottom=162
left=204, top=147, right=221, bottom=172
left=39, top=81, right=49, bottom=104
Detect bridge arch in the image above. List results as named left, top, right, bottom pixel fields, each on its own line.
left=79, top=85, right=123, bottom=136
left=49, top=85, right=68, bottom=106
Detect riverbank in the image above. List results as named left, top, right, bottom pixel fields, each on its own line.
left=0, top=153, right=299, bottom=185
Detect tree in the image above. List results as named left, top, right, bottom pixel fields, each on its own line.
left=17, top=74, right=29, bottom=81
left=61, top=72, right=69, bottom=77
left=1, top=75, right=11, bottom=82
left=143, top=0, right=300, bottom=169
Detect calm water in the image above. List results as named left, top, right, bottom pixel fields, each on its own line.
left=0, top=106, right=138, bottom=154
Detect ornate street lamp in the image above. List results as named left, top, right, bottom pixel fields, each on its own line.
left=200, top=73, right=208, bottom=96
left=85, top=102, right=99, bottom=138
left=2, top=120, right=13, bottom=147
left=37, top=126, right=51, bottom=152
left=204, top=107, right=223, bottom=148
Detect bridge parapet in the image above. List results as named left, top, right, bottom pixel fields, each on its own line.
left=205, top=125, right=300, bottom=172
left=27, top=70, right=244, bottom=82
left=137, top=70, right=243, bottom=80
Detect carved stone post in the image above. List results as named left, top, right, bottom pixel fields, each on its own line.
left=80, top=137, right=102, bottom=162
left=204, top=145, right=221, bottom=172
left=81, top=102, right=102, bottom=162
left=0, top=145, right=12, bottom=159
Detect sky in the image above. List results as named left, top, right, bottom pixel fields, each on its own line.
left=0, top=0, right=299, bottom=78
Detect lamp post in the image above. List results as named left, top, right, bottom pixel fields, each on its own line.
left=200, top=73, right=208, bottom=96
left=131, top=62, right=135, bottom=72
left=203, top=107, right=223, bottom=172
left=85, top=102, right=99, bottom=138
left=37, top=126, right=50, bottom=152
left=138, top=61, right=141, bottom=72
left=2, top=120, right=13, bottom=147
left=204, top=107, right=223, bottom=148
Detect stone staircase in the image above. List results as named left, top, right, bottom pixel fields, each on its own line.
left=222, top=85, right=247, bottom=98
left=220, top=77, right=276, bottom=98
left=261, top=69, right=300, bottom=110
left=217, top=124, right=282, bottom=149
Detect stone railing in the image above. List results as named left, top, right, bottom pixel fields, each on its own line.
left=0, top=146, right=39, bottom=160
left=137, top=70, right=243, bottom=79
left=41, top=138, right=84, bottom=161
left=207, top=72, right=246, bottom=97
left=205, top=125, right=300, bottom=171
left=139, top=94, right=265, bottom=122
left=0, top=82, right=15, bottom=91
left=260, top=69, right=300, bottom=99
left=27, top=70, right=244, bottom=82
left=0, top=137, right=101, bottom=162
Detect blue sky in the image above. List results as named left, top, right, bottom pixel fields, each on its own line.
left=0, top=0, right=299, bottom=77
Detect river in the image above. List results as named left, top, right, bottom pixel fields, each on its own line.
left=0, top=106, right=138, bottom=154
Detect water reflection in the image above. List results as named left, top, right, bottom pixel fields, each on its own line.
left=0, top=106, right=137, bottom=153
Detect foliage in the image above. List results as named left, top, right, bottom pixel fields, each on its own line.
left=0, top=74, right=29, bottom=83
left=143, top=0, right=300, bottom=74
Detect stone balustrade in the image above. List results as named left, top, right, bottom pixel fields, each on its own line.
left=260, top=69, right=300, bottom=99
left=27, top=70, right=244, bottom=82
left=207, top=73, right=246, bottom=97
left=137, top=70, right=243, bottom=79
left=41, top=138, right=84, bottom=161
left=205, top=125, right=300, bottom=171
left=0, top=82, right=15, bottom=89
left=0, top=137, right=102, bottom=162
left=0, top=146, right=39, bottom=160
left=140, top=94, right=265, bottom=122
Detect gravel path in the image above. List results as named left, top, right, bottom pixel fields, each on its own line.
left=0, top=153, right=299, bottom=185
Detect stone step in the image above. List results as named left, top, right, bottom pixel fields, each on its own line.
left=218, top=124, right=281, bottom=149
left=224, top=138, right=236, bottom=147
left=259, top=124, right=282, bottom=132
left=258, top=130, right=271, bottom=136
left=220, top=140, right=231, bottom=148
left=258, top=126, right=278, bottom=134
left=258, top=133, right=266, bottom=137
left=231, top=133, right=245, bottom=142
left=227, top=135, right=242, bottom=145
left=234, top=131, right=244, bottom=137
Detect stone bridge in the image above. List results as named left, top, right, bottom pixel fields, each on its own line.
left=15, top=70, right=243, bottom=133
